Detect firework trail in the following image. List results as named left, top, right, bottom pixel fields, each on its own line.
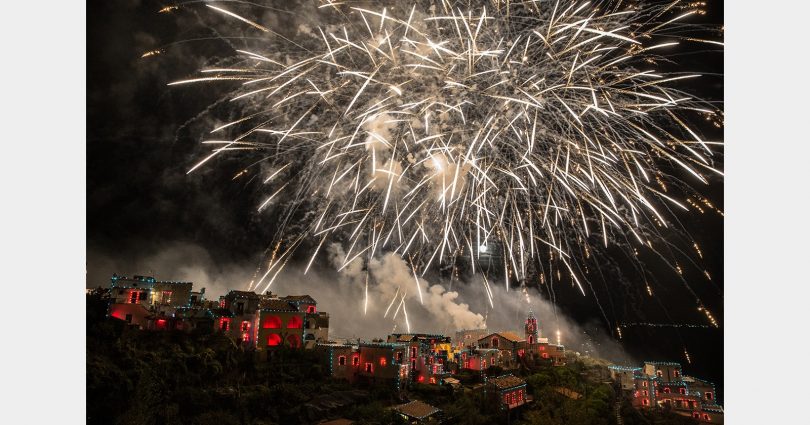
left=167, top=0, right=723, bottom=325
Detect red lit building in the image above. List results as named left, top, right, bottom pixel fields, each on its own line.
left=610, top=361, right=723, bottom=423
left=318, top=342, right=410, bottom=391
left=107, top=274, right=194, bottom=329
left=387, top=334, right=452, bottom=385
left=487, top=374, right=528, bottom=411
left=477, top=331, right=525, bottom=367
left=459, top=348, right=501, bottom=372
left=256, top=293, right=329, bottom=349
left=453, top=328, right=490, bottom=350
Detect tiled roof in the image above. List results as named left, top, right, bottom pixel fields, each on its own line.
left=260, top=299, right=298, bottom=311
left=488, top=375, right=526, bottom=390
left=644, top=361, right=681, bottom=367
left=283, top=295, right=316, bottom=303
left=394, top=400, right=441, bottom=419
left=482, top=331, right=525, bottom=343
left=227, top=290, right=259, bottom=298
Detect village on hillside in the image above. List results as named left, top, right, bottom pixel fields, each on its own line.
left=87, top=275, right=722, bottom=424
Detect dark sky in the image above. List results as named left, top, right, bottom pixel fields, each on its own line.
left=88, top=0, right=723, bottom=396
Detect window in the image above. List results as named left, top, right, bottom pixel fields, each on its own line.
left=129, top=291, right=138, bottom=304
left=528, top=336, right=534, bottom=344
left=236, top=302, right=244, bottom=315
left=643, top=391, right=648, bottom=397
left=656, top=370, right=663, bottom=377
left=643, top=381, right=648, bottom=388
left=352, top=355, right=360, bottom=366
left=380, top=357, right=387, bottom=366
left=642, top=399, right=649, bottom=406
left=492, top=337, right=499, bottom=348
left=464, top=360, right=470, bottom=369
left=705, top=392, right=713, bottom=401
left=139, top=291, right=147, bottom=300
left=679, top=388, right=686, bottom=395
left=396, top=352, right=403, bottom=362
left=286, top=334, right=301, bottom=348
left=219, top=318, right=230, bottom=331
left=703, top=414, right=710, bottom=421
left=287, top=315, right=303, bottom=328
left=262, top=315, right=282, bottom=329
left=267, top=334, right=282, bottom=346
left=411, top=347, right=417, bottom=358
left=674, top=370, right=680, bottom=377
left=306, top=305, right=316, bottom=313
left=663, top=387, right=670, bottom=393
left=338, top=356, right=346, bottom=366
left=693, top=412, right=700, bottom=419
left=365, top=362, right=373, bottom=373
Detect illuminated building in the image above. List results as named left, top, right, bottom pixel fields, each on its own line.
left=453, top=328, right=490, bottom=350
left=107, top=274, right=194, bottom=329
left=387, top=333, right=452, bottom=385
left=609, top=361, right=723, bottom=423
left=459, top=348, right=501, bottom=372
left=486, top=374, right=528, bottom=411
left=252, top=293, right=329, bottom=349
left=106, top=274, right=329, bottom=349
left=318, top=342, right=410, bottom=391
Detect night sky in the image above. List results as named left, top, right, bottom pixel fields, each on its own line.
left=88, top=0, right=724, bottom=398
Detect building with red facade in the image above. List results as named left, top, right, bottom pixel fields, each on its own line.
left=610, top=361, right=723, bottom=423
left=386, top=334, right=452, bottom=385
left=106, top=275, right=329, bottom=350
left=474, top=311, right=566, bottom=367
left=107, top=275, right=195, bottom=329
left=318, top=342, right=410, bottom=391
left=486, top=374, right=528, bottom=411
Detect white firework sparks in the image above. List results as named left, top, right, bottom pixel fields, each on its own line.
left=168, top=0, right=723, bottom=320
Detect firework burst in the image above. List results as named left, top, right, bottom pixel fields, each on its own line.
left=168, top=0, right=722, bottom=319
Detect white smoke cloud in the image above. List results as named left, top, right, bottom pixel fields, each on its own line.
left=88, top=242, right=633, bottom=363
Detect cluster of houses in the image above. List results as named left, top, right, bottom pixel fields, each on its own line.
left=610, top=361, right=724, bottom=423
left=98, top=274, right=721, bottom=423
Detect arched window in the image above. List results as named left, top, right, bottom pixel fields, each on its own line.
left=287, top=315, right=303, bottom=328
left=529, top=336, right=534, bottom=344
left=267, top=334, right=282, bottom=346
left=262, top=315, right=282, bottom=329
left=663, top=387, right=671, bottom=393
left=286, top=334, right=301, bottom=348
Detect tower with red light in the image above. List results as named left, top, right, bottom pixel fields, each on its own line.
left=525, top=310, right=539, bottom=345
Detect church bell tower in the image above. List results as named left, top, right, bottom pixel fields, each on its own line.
left=525, top=310, right=539, bottom=345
